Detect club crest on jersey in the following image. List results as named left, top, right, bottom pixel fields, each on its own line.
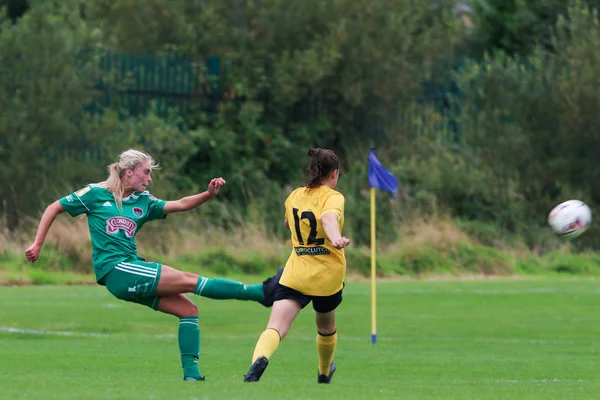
left=132, top=207, right=144, bottom=218
left=106, top=217, right=137, bottom=238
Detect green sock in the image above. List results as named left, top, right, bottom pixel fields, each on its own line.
left=179, top=316, right=202, bottom=379
left=194, top=277, right=264, bottom=302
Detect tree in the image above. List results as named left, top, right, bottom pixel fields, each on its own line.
left=0, top=0, right=118, bottom=228
left=471, top=0, right=574, bottom=57
left=0, top=0, right=29, bottom=21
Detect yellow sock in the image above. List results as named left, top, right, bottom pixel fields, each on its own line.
left=252, top=328, right=281, bottom=362
left=317, top=331, right=337, bottom=375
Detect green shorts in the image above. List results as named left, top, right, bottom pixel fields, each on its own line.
left=102, top=259, right=162, bottom=310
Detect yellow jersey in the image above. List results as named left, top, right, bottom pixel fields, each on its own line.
left=279, top=185, right=346, bottom=296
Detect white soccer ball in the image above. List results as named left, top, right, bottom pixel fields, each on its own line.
left=548, top=200, right=592, bottom=239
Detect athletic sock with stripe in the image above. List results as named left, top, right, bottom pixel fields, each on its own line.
left=194, top=276, right=264, bottom=302
left=179, top=316, right=202, bottom=379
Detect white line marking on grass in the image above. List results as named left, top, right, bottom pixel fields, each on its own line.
left=2, top=327, right=599, bottom=347
left=0, top=327, right=111, bottom=338
left=0, top=327, right=376, bottom=342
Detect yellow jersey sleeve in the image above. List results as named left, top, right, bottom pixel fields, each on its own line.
left=321, top=192, right=344, bottom=219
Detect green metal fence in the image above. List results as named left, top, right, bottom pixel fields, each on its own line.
left=88, top=51, right=459, bottom=144
left=91, top=52, right=220, bottom=119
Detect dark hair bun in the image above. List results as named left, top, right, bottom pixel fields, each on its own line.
left=308, top=148, right=321, bottom=157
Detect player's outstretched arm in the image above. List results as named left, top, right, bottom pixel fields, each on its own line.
left=25, top=201, right=65, bottom=263
left=321, top=212, right=350, bottom=249
left=163, top=177, right=226, bottom=214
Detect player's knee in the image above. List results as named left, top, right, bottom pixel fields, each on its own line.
left=183, top=301, right=198, bottom=317
left=173, top=297, right=198, bottom=317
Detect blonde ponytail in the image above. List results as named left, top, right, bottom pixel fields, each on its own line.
left=97, top=149, right=159, bottom=210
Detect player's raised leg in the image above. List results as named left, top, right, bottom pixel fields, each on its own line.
left=156, top=265, right=283, bottom=307
left=157, top=294, right=204, bottom=381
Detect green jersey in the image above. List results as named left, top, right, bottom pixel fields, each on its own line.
left=59, top=184, right=167, bottom=283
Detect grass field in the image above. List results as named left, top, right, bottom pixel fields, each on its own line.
left=1, top=278, right=600, bottom=399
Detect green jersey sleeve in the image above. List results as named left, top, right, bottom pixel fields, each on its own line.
left=146, top=193, right=167, bottom=221
left=59, top=185, right=96, bottom=217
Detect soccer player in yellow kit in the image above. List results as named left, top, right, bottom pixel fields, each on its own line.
left=243, top=148, right=350, bottom=384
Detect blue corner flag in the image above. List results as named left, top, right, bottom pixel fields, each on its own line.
left=368, top=149, right=398, bottom=198
left=368, top=148, right=398, bottom=345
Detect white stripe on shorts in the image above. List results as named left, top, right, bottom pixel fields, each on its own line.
left=115, top=265, right=156, bottom=278
left=116, top=263, right=157, bottom=276
left=120, top=261, right=157, bottom=272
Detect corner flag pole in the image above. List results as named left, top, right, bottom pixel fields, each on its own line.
left=370, top=187, right=377, bottom=344
left=368, top=147, right=397, bottom=345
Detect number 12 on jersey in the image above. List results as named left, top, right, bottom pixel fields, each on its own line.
left=292, top=208, right=325, bottom=245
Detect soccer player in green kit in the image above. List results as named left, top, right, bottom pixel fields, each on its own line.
left=25, top=149, right=283, bottom=381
